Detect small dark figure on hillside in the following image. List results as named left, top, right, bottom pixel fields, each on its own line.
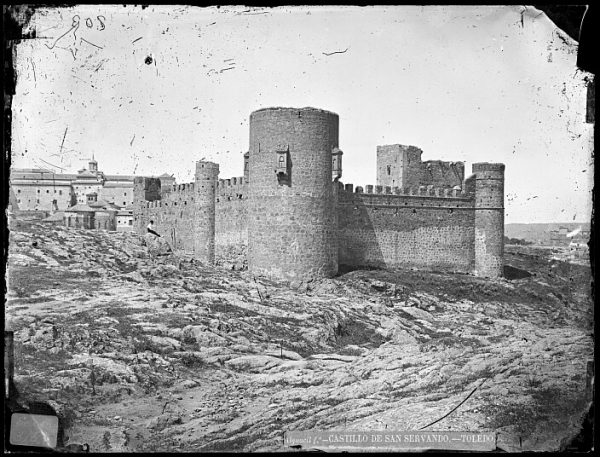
left=147, top=220, right=161, bottom=237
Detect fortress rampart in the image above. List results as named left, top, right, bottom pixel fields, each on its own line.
left=336, top=183, right=475, bottom=272
left=134, top=181, right=197, bottom=253
left=133, top=107, right=505, bottom=279
left=215, top=177, right=248, bottom=252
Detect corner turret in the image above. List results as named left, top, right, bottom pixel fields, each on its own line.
left=473, top=162, right=505, bottom=278
left=194, top=161, right=220, bottom=264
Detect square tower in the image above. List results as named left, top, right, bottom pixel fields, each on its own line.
left=376, top=144, right=423, bottom=188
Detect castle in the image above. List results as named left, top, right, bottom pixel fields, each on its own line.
left=134, top=107, right=505, bottom=279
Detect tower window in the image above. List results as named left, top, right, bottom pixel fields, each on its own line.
left=332, top=147, right=343, bottom=179
left=387, top=165, right=391, bottom=175
left=276, top=149, right=289, bottom=178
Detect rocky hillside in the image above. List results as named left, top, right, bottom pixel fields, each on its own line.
left=5, top=221, right=594, bottom=452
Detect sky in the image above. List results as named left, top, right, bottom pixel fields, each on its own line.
left=10, top=5, right=594, bottom=224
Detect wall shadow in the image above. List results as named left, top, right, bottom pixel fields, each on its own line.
left=503, top=264, right=533, bottom=280
left=337, top=191, right=385, bottom=270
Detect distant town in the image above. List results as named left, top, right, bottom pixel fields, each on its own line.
left=8, top=158, right=174, bottom=231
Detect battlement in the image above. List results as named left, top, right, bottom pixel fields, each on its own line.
left=158, top=181, right=194, bottom=199
left=217, top=177, right=245, bottom=187
left=161, top=182, right=195, bottom=195
left=251, top=106, right=338, bottom=118
left=195, top=161, right=220, bottom=174
left=145, top=197, right=194, bottom=209
left=172, top=183, right=195, bottom=192
left=216, top=176, right=246, bottom=200
left=132, top=107, right=505, bottom=279
left=472, top=163, right=505, bottom=173
left=337, top=182, right=471, bottom=199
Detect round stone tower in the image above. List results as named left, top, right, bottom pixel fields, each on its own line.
left=473, top=162, right=505, bottom=278
left=194, top=160, right=219, bottom=264
left=247, top=107, right=339, bottom=280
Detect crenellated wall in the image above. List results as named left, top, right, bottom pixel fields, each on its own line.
left=132, top=108, right=504, bottom=279
left=133, top=177, right=161, bottom=234
left=215, top=177, right=248, bottom=255
left=138, top=182, right=197, bottom=252
left=336, top=182, right=475, bottom=273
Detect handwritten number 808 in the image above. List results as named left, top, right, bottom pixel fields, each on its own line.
left=72, top=15, right=106, bottom=30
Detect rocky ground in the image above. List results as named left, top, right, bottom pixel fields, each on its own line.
left=4, top=220, right=594, bottom=452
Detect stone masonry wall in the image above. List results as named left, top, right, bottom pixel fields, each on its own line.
left=376, top=144, right=423, bottom=189
left=133, top=172, right=502, bottom=277
left=194, top=161, right=219, bottom=263
left=337, top=183, right=476, bottom=273
left=140, top=183, right=196, bottom=252
left=133, top=177, right=161, bottom=234
left=473, top=163, right=505, bottom=278
left=376, top=144, right=465, bottom=190
left=247, top=107, right=338, bottom=280
left=131, top=109, right=504, bottom=279
left=215, top=177, right=248, bottom=256
left=420, top=160, right=465, bottom=188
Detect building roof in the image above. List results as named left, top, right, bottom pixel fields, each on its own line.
left=10, top=169, right=78, bottom=181
left=104, top=174, right=135, bottom=181
left=73, top=180, right=103, bottom=186
left=11, top=168, right=54, bottom=173
left=78, top=169, right=95, bottom=175
left=89, top=199, right=121, bottom=210
left=43, top=211, right=65, bottom=222
left=102, top=182, right=134, bottom=188
left=10, top=179, right=73, bottom=186
left=66, top=199, right=121, bottom=212
left=10, top=168, right=140, bottom=200
left=65, top=203, right=96, bottom=213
